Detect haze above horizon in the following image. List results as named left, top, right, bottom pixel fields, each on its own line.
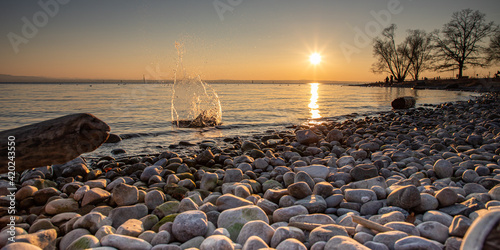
left=1, top=0, right=499, bottom=82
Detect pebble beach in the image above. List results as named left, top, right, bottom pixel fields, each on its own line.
left=2, top=93, right=500, bottom=250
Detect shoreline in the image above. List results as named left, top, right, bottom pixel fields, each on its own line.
left=352, top=78, right=500, bottom=93
left=2, top=93, right=500, bottom=249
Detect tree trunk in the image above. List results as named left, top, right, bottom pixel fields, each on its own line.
left=458, top=61, right=464, bottom=78
left=0, top=113, right=110, bottom=174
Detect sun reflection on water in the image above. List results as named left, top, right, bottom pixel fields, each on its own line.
left=308, top=83, right=321, bottom=119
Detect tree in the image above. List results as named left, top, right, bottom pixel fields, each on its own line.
left=372, top=24, right=412, bottom=83
left=404, top=29, right=435, bottom=81
left=485, top=31, right=500, bottom=64
left=434, top=9, right=496, bottom=78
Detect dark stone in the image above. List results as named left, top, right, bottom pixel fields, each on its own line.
left=111, top=149, right=126, bottom=155
left=296, top=130, right=320, bottom=145
left=105, top=133, right=122, bottom=143
left=196, top=149, right=214, bottom=164
left=62, top=162, right=90, bottom=179
left=478, top=178, right=500, bottom=190
left=387, top=185, right=421, bottom=210
left=241, top=141, right=260, bottom=152
left=391, top=96, right=415, bottom=109
left=287, top=182, right=313, bottom=199
left=360, top=200, right=385, bottom=215
left=350, top=164, right=378, bottom=181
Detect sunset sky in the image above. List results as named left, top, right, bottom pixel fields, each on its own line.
left=1, top=0, right=499, bottom=82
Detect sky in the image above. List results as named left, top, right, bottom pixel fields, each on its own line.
left=1, top=0, right=500, bottom=82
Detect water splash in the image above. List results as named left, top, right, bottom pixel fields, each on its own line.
left=171, top=42, right=222, bottom=128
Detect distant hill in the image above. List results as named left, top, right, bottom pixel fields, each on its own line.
left=0, top=74, right=362, bottom=84
left=0, top=74, right=55, bottom=82
left=0, top=74, right=141, bottom=83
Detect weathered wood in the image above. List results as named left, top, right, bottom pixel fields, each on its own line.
left=0, top=113, right=110, bottom=173
left=351, top=215, right=395, bottom=233
left=391, top=96, right=416, bottom=109
left=288, top=221, right=356, bottom=235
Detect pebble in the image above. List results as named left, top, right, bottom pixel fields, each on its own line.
left=216, top=194, right=254, bottom=211
left=171, top=210, right=208, bottom=243
left=101, top=234, right=153, bottom=250
left=116, top=219, right=144, bottom=237
left=73, top=212, right=112, bottom=234
left=66, top=235, right=100, bottom=250
left=373, top=231, right=408, bottom=250
left=423, top=210, right=453, bottom=227
left=287, top=182, right=312, bottom=199
left=242, top=235, right=269, bottom=250
left=364, top=241, right=389, bottom=250
left=294, top=195, right=327, bottom=213
left=350, top=164, right=379, bottom=181
left=5, top=94, right=500, bottom=250
left=59, top=228, right=91, bottom=250
left=433, top=159, right=453, bottom=178
left=13, top=229, right=57, bottom=250
left=200, top=235, right=234, bottom=250
left=384, top=221, right=414, bottom=234
left=345, top=189, right=377, bottom=203
left=218, top=205, right=268, bottom=241
left=82, top=187, right=111, bottom=207
left=45, top=198, right=79, bottom=214
left=236, top=220, right=274, bottom=245
left=325, top=236, right=370, bottom=249
left=309, top=224, right=349, bottom=245
left=414, top=193, right=439, bottom=213
left=109, top=204, right=148, bottom=228
left=416, top=221, right=449, bottom=243
left=145, top=190, right=166, bottom=210
left=386, top=185, right=421, bottom=209
left=276, top=238, right=307, bottom=250
left=434, top=187, right=458, bottom=207
left=2, top=242, right=43, bottom=250
left=296, top=129, right=320, bottom=145
left=112, top=183, right=139, bottom=206
left=294, top=165, right=330, bottom=180
left=270, top=226, right=305, bottom=248
left=393, top=236, right=441, bottom=250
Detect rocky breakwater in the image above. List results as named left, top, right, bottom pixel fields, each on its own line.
left=1, top=94, right=500, bottom=249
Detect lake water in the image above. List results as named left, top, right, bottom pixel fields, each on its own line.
left=0, top=83, right=479, bottom=158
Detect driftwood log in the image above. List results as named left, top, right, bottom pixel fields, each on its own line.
left=288, top=221, right=356, bottom=235
left=391, top=96, right=416, bottom=109
left=351, top=215, right=397, bottom=233
left=0, top=113, right=110, bottom=173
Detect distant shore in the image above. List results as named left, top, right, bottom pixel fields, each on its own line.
left=353, top=78, right=500, bottom=93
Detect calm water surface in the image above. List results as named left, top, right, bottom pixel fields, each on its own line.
left=0, top=83, right=479, bottom=158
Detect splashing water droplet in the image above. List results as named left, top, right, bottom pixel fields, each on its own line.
left=171, top=43, right=222, bottom=128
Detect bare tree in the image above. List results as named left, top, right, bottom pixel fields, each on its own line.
left=372, top=24, right=411, bottom=83
left=486, top=32, right=500, bottom=64
left=434, top=9, right=496, bottom=78
left=404, top=29, right=435, bottom=81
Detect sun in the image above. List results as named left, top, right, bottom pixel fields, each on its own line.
left=309, top=53, right=321, bottom=65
